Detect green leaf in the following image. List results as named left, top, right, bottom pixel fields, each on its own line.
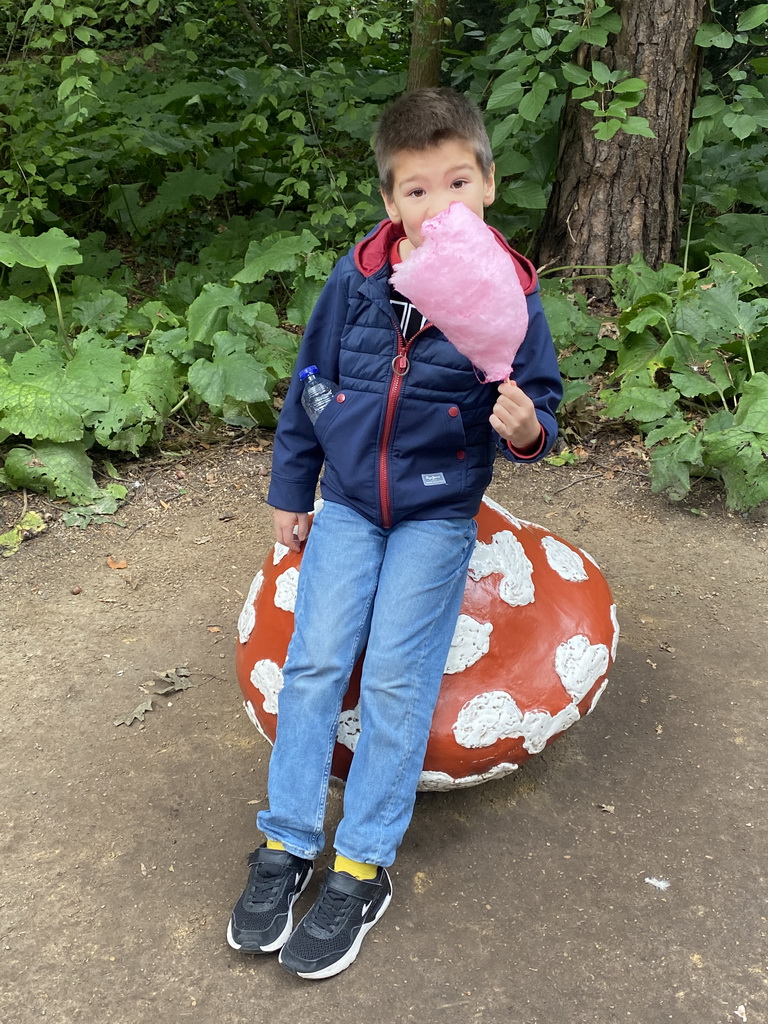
left=649, top=432, right=705, bottom=502
left=3, top=440, right=100, bottom=503
left=561, top=63, right=592, bottom=86
left=738, top=4, right=768, bottom=31
left=622, top=117, right=655, bottom=138
left=188, top=333, right=271, bottom=413
left=186, top=283, right=244, bottom=346
left=734, top=372, right=768, bottom=435
left=600, top=383, right=679, bottom=423
left=723, top=112, right=759, bottom=140
left=590, top=61, right=612, bottom=85
left=709, top=252, right=765, bottom=289
left=503, top=179, right=548, bottom=209
left=0, top=355, right=83, bottom=442
left=693, top=94, right=726, bottom=118
left=695, top=24, right=734, bottom=48
left=518, top=74, right=555, bottom=122
left=487, top=79, right=525, bottom=113
left=287, top=278, right=323, bottom=327
left=645, top=418, right=692, bottom=447
left=613, top=331, right=662, bottom=378
left=593, top=120, right=622, bottom=141
left=0, top=510, right=47, bottom=557
left=613, top=77, right=648, bottom=94
left=0, top=228, right=82, bottom=276
left=702, top=428, right=768, bottom=510
left=234, top=231, right=319, bottom=285
left=619, top=292, right=673, bottom=334
left=72, top=290, right=128, bottom=331
left=0, top=297, right=47, bottom=333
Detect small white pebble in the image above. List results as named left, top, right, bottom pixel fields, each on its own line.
left=644, top=876, right=670, bottom=891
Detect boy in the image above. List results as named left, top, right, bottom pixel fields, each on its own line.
left=228, top=88, right=562, bottom=979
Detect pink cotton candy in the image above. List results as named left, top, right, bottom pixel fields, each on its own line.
left=389, top=202, right=529, bottom=382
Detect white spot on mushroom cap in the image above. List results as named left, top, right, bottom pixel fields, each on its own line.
left=417, top=761, right=519, bottom=791
left=610, top=604, right=620, bottom=661
left=555, top=635, right=610, bottom=704
left=580, top=547, right=600, bottom=569
left=273, top=542, right=290, bottom=564
left=444, top=615, right=493, bottom=674
left=453, top=690, right=522, bottom=748
left=469, top=530, right=535, bottom=607
left=249, top=659, right=283, bottom=715
left=541, top=535, right=588, bottom=582
left=336, top=704, right=361, bottom=752
left=237, top=571, right=264, bottom=644
left=481, top=495, right=523, bottom=529
left=588, top=678, right=608, bottom=714
left=244, top=699, right=273, bottom=744
left=452, top=690, right=582, bottom=754
left=274, top=567, right=300, bottom=612
left=520, top=703, right=581, bottom=753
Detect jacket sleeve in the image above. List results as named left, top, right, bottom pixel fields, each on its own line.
left=267, top=257, right=351, bottom=512
left=495, top=286, right=562, bottom=464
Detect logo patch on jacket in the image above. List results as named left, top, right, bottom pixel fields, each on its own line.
left=422, top=472, right=447, bottom=487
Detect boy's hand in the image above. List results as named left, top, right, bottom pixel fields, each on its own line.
left=274, top=509, right=309, bottom=552
left=490, top=380, right=541, bottom=451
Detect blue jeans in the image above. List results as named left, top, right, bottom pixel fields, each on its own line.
left=257, top=501, right=476, bottom=867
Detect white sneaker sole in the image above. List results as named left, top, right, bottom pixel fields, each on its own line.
left=227, top=866, right=313, bottom=953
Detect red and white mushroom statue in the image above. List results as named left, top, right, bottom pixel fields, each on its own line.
left=235, top=496, right=619, bottom=791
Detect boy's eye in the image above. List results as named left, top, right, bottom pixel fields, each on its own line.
left=409, top=188, right=426, bottom=198
left=451, top=179, right=468, bottom=189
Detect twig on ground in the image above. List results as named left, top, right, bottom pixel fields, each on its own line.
left=551, top=475, right=603, bottom=494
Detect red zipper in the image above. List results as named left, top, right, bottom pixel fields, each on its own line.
left=378, top=320, right=432, bottom=528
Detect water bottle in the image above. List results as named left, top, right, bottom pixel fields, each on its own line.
left=299, top=365, right=338, bottom=424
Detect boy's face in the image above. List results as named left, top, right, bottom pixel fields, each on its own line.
left=382, top=138, right=495, bottom=253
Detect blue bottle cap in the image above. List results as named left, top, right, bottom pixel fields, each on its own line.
left=299, top=365, right=319, bottom=380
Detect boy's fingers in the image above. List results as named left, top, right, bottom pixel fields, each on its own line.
left=295, top=513, right=310, bottom=542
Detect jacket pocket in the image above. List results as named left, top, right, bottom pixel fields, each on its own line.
left=390, top=398, right=469, bottom=509
left=312, top=388, right=382, bottom=505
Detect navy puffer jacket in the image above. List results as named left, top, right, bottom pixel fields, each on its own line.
left=267, top=219, right=562, bottom=528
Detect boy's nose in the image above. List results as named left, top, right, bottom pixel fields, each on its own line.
left=427, top=194, right=456, bottom=220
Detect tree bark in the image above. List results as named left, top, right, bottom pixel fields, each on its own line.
left=407, top=0, right=447, bottom=91
left=536, top=0, right=708, bottom=296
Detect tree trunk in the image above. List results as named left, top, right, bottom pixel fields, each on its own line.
left=407, top=0, right=447, bottom=91
left=536, top=0, right=708, bottom=297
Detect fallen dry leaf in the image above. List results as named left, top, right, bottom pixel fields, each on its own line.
left=207, top=626, right=222, bottom=633
left=598, top=804, right=615, bottom=814
left=106, top=555, right=127, bottom=570
left=152, top=666, right=194, bottom=695
left=114, top=699, right=153, bottom=726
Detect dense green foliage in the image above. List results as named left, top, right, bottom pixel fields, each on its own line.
left=1, top=0, right=767, bottom=517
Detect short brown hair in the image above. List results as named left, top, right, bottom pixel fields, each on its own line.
left=375, top=87, right=493, bottom=197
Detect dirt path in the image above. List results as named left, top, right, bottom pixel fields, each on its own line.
left=1, top=444, right=766, bottom=1024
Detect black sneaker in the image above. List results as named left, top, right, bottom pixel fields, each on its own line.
left=278, top=866, right=392, bottom=979
left=227, top=845, right=313, bottom=954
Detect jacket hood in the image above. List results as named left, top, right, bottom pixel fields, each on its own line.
left=353, top=217, right=538, bottom=295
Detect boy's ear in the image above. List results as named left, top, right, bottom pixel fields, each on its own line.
left=381, top=189, right=402, bottom=224
left=483, top=162, right=496, bottom=207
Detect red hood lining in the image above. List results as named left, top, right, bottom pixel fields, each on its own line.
left=353, top=217, right=537, bottom=295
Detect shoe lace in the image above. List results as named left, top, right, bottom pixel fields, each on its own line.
left=247, top=861, right=286, bottom=903
left=312, top=889, right=355, bottom=933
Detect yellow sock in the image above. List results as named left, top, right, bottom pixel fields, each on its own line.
left=334, top=854, right=378, bottom=880
left=266, top=839, right=286, bottom=851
